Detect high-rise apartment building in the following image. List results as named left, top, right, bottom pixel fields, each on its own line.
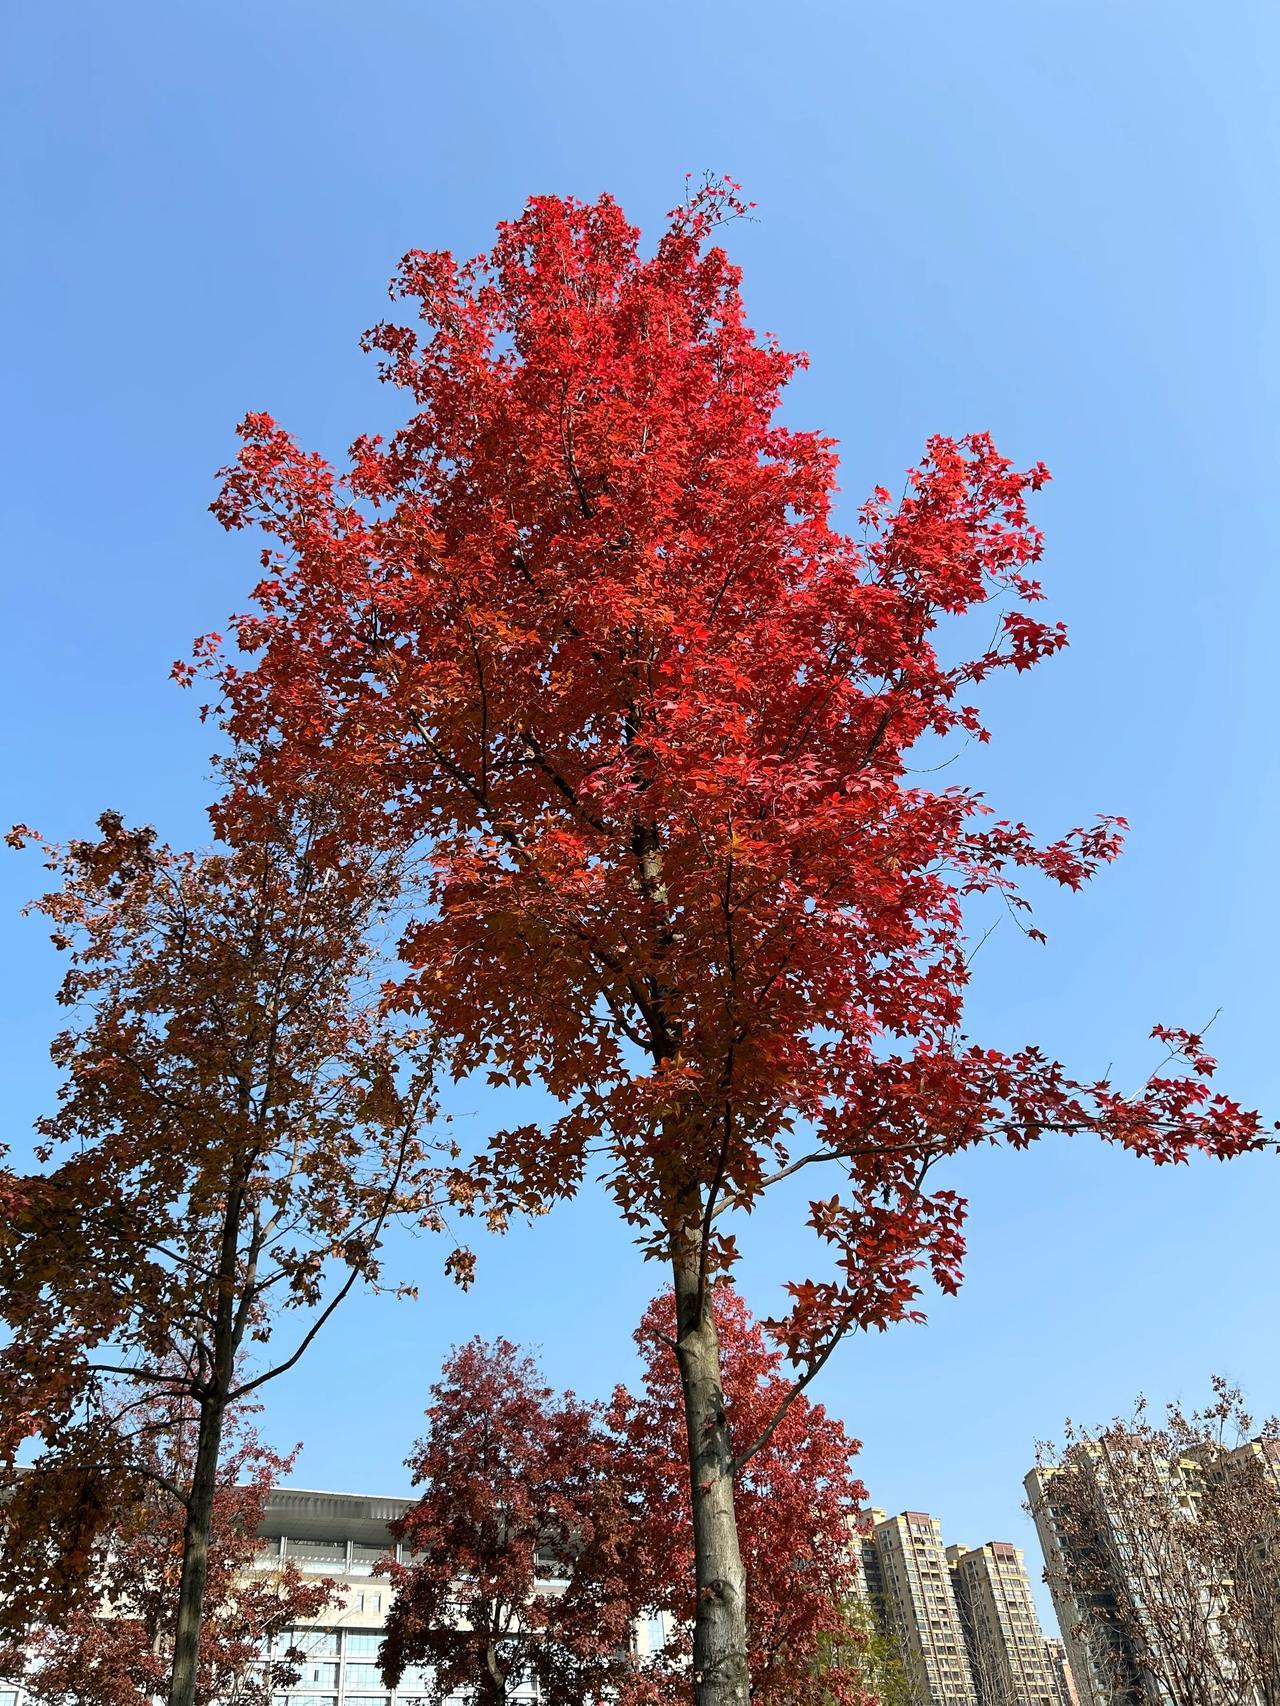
left=873, top=1511, right=978, bottom=1704
left=1199, top=1434, right=1280, bottom=1508
left=946, top=1540, right=1060, bottom=1706
left=852, top=1504, right=888, bottom=1607
left=1043, top=1637, right=1081, bottom=1706
left=863, top=1510, right=1072, bottom=1706
left=1026, top=1440, right=1277, bottom=1706
left=1026, top=1457, right=1158, bottom=1706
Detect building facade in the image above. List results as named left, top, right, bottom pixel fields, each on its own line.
left=1025, top=1457, right=1157, bottom=1706
left=852, top=1505, right=888, bottom=1607
left=3, top=1489, right=483, bottom=1706
left=946, top=1541, right=1060, bottom=1706
left=1025, top=1440, right=1276, bottom=1706
left=252, top=1489, right=441, bottom=1706
left=254, top=1488, right=670, bottom=1704
left=872, top=1511, right=979, bottom=1704
left=3, top=1485, right=678, bottom=1706
left=1043, top=1638, right=1081, bottom=1706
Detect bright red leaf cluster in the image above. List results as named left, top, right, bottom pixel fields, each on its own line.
left=194, top=178, right=1263, bottom=1366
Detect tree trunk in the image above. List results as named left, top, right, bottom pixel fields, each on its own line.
left=479, top=1642, right=506, bottom=1705
left=672, top=1236, right=750, bottom=1706
left=168, top=1165, right=248, bottom=1706
left=167, top=1395, right=227, bottom=1706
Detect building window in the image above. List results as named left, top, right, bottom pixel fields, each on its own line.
left=343, top=1634, right=383, bottom=1659
left=283, top=1629, right=341, bottom=1658
left=534, top=1546, right=568, bottom=1583
left=286, top=1537, right=348, bottom=1572
left=351, top=1543, right=390, bottom=1577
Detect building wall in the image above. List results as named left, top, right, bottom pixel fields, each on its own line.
left=873, top=1511, right=978, bottom=1705
left=1024, top=1460, right=1150, bottom=1706
left=852, top=1505, right=888, bottom=1608
left=252, top=1489, right=440, bottom=1706
left=3, top=1475, right=691, bottom=1706
left=251, top=1488, right=678, bottom=1704
left=946, top=1540, right=1059, bottom=1706
left=1025, top=1445, right=1266, bottom=1706
left=1043, top=1638, right=1081, bottom=1706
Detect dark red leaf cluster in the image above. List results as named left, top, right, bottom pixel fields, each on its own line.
left=381, top=1290, right=875, bottom=1705
left=0, top=1408, right=334, bottom=1706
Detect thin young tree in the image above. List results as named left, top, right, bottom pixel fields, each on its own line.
left=955, top=1615, right=1023, bottom=1706
left=0, top=1401, right=336, bottom=1706
left=1170, top=1384, right=1280, bottom=1706
left=195, top=180, right=1265, bottom=1705
left=814, top=1603, right=912, bottom=1706
left=0, top=800, right=441, bottom=1706
left=1034, top=1425, right=1218, bottom=1705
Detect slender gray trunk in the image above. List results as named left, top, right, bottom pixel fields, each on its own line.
left=673, top=1234, right=750, bottom=1706
left=631, top=795, right=749, bottom=1702
left=167, top=1395, right=227, bottom=1706
left=479, top=1643, right=506, bottom=1705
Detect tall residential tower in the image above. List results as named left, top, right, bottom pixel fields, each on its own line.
left=872, top=1511, right=978, bottom=1704
left=946, top=1540, right=1060, bottom=1706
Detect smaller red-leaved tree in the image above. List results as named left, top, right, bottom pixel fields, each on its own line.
left=609, top=1288, right=873, bottom=1706
left=378, top=1338, right=636, bottom=1706
left=381, top=1297, right=875, bottom=1706
left=0, top=1401, right=336, bottom=1706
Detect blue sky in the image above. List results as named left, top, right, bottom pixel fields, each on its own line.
left=3, top=0, right=1277, bottom=1624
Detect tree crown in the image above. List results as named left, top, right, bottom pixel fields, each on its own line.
left=196, top=180, right=1263, bottom=1364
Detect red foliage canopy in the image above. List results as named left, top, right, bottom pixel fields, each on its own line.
left=378, top=1338, right=636, bottom=1706
left=379, top=1299, right=875, bottom=1706
left=196, top=179, right=1262, bottom=1365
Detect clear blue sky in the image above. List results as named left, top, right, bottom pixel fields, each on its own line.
left=3, top=0, right=1277, bottom=1626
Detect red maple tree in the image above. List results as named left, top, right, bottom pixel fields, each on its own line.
left=0, top=1403, right=335, bottom=1706
left=0, top=802, right=441, bottom=1706
left=609, top=1287, right=874, bottom=1706
left=377, top=1338, right=636, bottom=1706
left=196, top=179, right=1264, bottom=1704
